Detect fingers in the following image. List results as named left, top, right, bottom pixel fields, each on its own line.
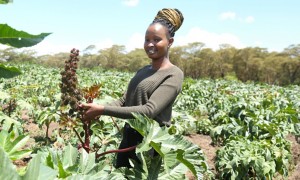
left=78, top=103, right=91, bottom=110
left=78, top=103, right=104, bottom=122
left=78, top=103, right=91, bottom=121
left=78, top=103, right=100, bottom=121
left=81, top=108, right=91, bottom=122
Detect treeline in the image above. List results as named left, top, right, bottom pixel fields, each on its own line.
left=1, top=42, right=300, bottom=86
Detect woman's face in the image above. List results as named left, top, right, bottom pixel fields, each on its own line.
left=144, top=23, right=173, bottom=60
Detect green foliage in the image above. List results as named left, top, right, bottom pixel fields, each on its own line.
left=170, top=112, right=199, bottom=135
left=0, top=21, right=50, bottom=79
left=0, top=146, right=57, bottom=180
left=0, top=114, right=210, bottom=179
left=127, top=114, right=211, bottom=179
left=0, top=111, right=23, bottom=136
left=0, top=24, right=51, bottom=48
left=0, top=130, right=31, bottom=161
left=0, top=64, right=22, bottom=78
left=36, top=144, right=109, bottom=179
left=22, top=153, right=57, bottom=180
left=34, top=105, right=60, bottom=139
left=216, top=136, right=292, bottom=179
left=2, top=63, right=300, bottom=179
left=0, top=0, right=12, bottom=4
left=0, top=146, right=21, bottom=180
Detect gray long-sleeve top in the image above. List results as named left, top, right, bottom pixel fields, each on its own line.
left=103, top=65, right=184, bottom=126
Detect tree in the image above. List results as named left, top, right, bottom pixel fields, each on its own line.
left=233, top=47, right=268, bottom=82
left=97, top=45, right=126, bottom=69
left=182, top=42, right=206, bottom=78
left=215, top=44, right=237, bottom=78
left=169, top=46, right=188, bottom=76
left=125, top=48, right=149, bottom=72
left=82, top=45, right=96, bottom=55
left=283, top=44, right=300, bottom=59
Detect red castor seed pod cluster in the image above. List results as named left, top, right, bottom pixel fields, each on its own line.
left=60, top=48, right=83, bottom=115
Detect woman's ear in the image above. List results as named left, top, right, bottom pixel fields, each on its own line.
left=168, top=37, right=174, bottom=48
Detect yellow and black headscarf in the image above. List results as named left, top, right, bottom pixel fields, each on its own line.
left=152, top=8, right=184, bottom=37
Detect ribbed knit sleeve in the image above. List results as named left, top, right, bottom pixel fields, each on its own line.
left=105, top=92, right=126, bottom=107
left=103, top=65, right=183, bottom=125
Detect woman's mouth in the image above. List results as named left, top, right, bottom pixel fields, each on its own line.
left=147, top=48, right=155, bottom=55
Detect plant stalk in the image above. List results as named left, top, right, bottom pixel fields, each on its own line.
left=96, top=145, right=137, bottom=159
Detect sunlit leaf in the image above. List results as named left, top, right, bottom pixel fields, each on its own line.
left=0, top=24, right=51, bottom=48
left=0, top=146, right=20, bottom=180
left=0, top=0, right=12, bottom=4
left=0, top=63, right=22, bottom=78
left=23, top=154, right=57, bottom=180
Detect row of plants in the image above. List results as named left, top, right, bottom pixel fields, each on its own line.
left=173, top=77, right=300, bottom=178
left=1, top=61, right=300, bottom=179
left=0, top=62, right=212, bottom=179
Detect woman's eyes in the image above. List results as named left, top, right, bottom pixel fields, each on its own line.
left=145, top=38, right=161, bottom=42
left=145, top=39, right=160, bottom=42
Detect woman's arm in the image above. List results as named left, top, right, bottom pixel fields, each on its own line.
left=103, top=72, right=183, bottom=119
left=80, top=69, right=183, bottom=121
left=105, top=91, right=126, bottom=107
left=79, top=92, right=126, bottom=121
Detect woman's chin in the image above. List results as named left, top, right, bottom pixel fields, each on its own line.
left=147, top=54, right=155, bottom=59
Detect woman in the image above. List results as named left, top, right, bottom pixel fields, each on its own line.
left=80, top=8, right=184, bottom=168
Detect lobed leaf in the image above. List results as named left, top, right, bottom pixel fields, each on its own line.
left=0, top=24, right=51, bottom=48
left=0, top=64, right=22, bottom=78
left=0, top=146, right=20, bottom=180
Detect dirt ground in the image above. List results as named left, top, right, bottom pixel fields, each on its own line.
left=185, top=134, right=300, bottom=180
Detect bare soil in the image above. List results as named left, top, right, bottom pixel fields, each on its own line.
left=13, top=112, right=61, bottom=170
left=186, top=134, right=219, bottom=175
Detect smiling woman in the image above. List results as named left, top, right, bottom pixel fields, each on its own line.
left=79, top=8, right=185, bottom=168
left=144, top=8, right=183, bottom=64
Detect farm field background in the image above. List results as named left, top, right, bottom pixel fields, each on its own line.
left=1, top=63, right=300, bottom=179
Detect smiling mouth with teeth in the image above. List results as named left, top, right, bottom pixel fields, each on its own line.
left=148, top=48, right=155, bottom=54
left=148, top=50, right=155, bottom=54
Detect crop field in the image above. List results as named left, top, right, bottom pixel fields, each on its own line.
left=1, top=63, right=300, bottom=179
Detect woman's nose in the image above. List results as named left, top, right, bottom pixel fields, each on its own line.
left=147, top=42, right=154, bottom=47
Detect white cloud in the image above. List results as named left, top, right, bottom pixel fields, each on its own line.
left=122, top=0, right=139, bottom=7
left=220, top=12, right=254, bottom=23
left=175, top=27, right=245, bottom=50
left=254, top=41, right=262, bottom=46
left=2, top=28, right=248, bottom=56
left=244, top=16, right=255, bottom=23
left=220, top=11, right=236, bottom=20
left=20, top=38, right=115, bottom=56
left=124, top=27, right=245, bottom=52
left=125, top=33, right=144, bottom=52
left=94, top=39, right=114, bottom=51
left=20, top=42, right=72, bottom=56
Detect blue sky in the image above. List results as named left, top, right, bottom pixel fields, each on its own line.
left=1, top=0, right=299, bottom=55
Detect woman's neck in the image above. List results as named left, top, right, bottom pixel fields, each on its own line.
left=151, top=57, right=173, bottom=70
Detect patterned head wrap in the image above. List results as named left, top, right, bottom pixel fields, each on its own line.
left=152, top=8, right=184, bottom=37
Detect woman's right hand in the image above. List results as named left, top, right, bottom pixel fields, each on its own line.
left=79, top=103, right=104, bottom=121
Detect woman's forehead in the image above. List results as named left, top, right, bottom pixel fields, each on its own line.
left=146, top=23, right=168, bottom=34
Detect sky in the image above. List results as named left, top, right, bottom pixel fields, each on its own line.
left=1, top=0, right=299, bottom=55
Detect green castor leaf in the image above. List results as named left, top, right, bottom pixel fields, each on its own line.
left=0, top=64, right=22, bottom=78
left=0, top=24, right=51, bottom=48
